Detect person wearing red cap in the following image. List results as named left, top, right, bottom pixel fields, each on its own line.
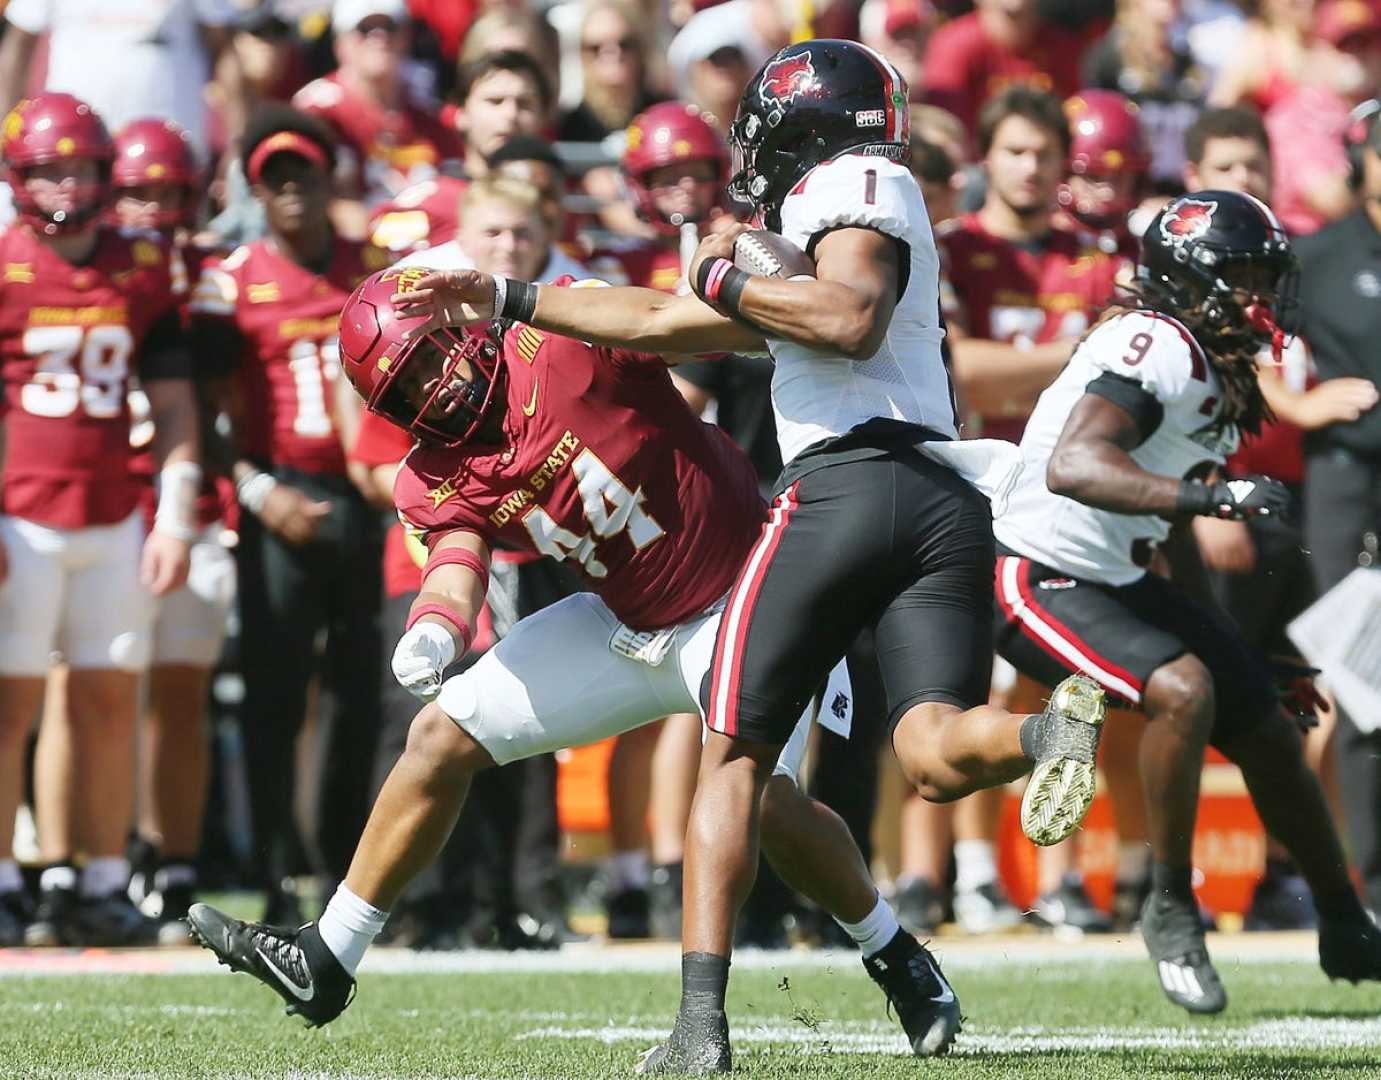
left=190, top=106, right=390, bottom=926
left=0, top=93, right=199, bottom=947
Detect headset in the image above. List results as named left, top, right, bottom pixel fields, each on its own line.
left=1345, top=97, right=1381, bottom=190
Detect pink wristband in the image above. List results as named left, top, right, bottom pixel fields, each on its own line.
left=405, top=603, right=474, bottom=653
left=703, top=258, right=735, bottom=302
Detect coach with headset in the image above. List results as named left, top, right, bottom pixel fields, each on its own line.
left=1293, top=101, right=1381, bottom=915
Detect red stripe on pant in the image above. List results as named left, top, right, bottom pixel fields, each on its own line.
left=707, top=483, right=800, bottom=737
left=995, top=555, right=1144, bottom=703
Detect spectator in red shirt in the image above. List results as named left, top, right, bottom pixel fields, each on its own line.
left=860, top=0, right=937, bottom=99
left=921, top=0, right=1085, bottom=137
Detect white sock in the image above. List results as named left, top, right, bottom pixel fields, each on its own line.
left=954, top=840, right=997, bottom=895
left=607, top=850, right=650, bottom=892
left=81, top=856, right=129, bottom=898
left=1116, top=842, right=1152, bottom=886
left=835, top=893, right=901, bottom=958
left=0, top=859, right=21, bottom=894
left=317, top=884, right=389, bottom=977
left=40, top=864, right=77, bottom=893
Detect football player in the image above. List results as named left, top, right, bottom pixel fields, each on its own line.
left=0, top=93, right=199, bottom=946
left=1057, top=90, right=1151, bottom=261
left=386, top=40, right=1108, bottom=1070
left=110, top=116, right=237, bottom=942
left=189, top=106, right=387, bottom=926
left=991, top=191, right=1381, bottom=1013
left=188, top=269, right=961, bottom=1060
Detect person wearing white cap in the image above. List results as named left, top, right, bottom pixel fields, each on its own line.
left=293, top=0, right=462, bottom=221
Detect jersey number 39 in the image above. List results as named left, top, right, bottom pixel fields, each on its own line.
left=20, top=324, right=132, bottom=419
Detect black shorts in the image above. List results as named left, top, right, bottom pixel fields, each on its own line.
left=991, top=545, right=1276, bottom=748
left=1207, top=508, right=1314, bottom=658
left=702, top=428, right=995, bottom=744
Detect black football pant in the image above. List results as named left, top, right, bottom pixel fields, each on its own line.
left=1305, top=449, right=1381, bottom=912
left=237, top=468, right=382, bottom=894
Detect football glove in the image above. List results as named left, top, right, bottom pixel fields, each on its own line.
left=1270, top=655, right=1329, bottom=731
left=1178, top=474, right=1296, bottom=523
left=391, top=621, right=458, bottom=702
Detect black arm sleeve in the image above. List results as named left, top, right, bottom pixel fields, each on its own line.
left=137, top=310, right=194, bottom=381
left=1085, top=371, right=1164, bottom=445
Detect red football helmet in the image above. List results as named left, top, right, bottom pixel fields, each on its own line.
left=339, top=268, right=507, bottom=449
left=1059, top=90, right=1150, bottom=231
left=1, top=91, right=114, bottom=234
left=622, top=102, right=730, bottom=235
left=111, top=118, right=201, bottom=230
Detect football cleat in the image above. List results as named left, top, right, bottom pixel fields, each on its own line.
left=953, top=882, right=1024, bottom=935
left=1244, top=868, right=1317, bottom=932
left=1319, top=913, right=1381, bottom=984
left=634, top=1010, right=731, bottom=1075
left=70, top=893, right=158, bottom=946
left=0, top=890, right=34, bottom=947
left=1020, top=674, right=1106, bottom=847
left=863, top=930, right=962, bottom=1057
left=606, top=886, right=651, bottom=940
left=1141, top=893, right=1226, bottom=1014
left=25, top=885, right=78, bottom=947
left=1034, top=874, right=1115, bottom=936
left=893, top=878, right=944, bottom=936
left=186, top=903, right=354, bottom=1027
left=649, top=862, right=683, bottom=940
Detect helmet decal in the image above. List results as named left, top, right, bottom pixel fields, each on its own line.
left=1159, top=198, right=1217, bottom=246
left=758, top=52, right=818, bottom=122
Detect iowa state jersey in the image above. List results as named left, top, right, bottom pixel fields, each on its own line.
left=395, top=323, right=766, bottom=631
left=0, top=224, right=180, bottom=528
left=767, top=154, right=957, bottom=465
left=938, top=213, right=1123, bottom=441
left=191, top=237, right=388, bottom=473
left=995, top=310, right=1238, bottom=586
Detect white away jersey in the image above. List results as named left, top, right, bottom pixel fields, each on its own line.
left=994, top=310, right=1239, bottom=585
left=767, top=154, right=955, bottom=464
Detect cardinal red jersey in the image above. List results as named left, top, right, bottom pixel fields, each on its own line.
left=395, top=322, right=765, bottom=631
left=350, top=409, right=422, bottom=599
left=367, top=175, right=470, bottom=257
left=938, top=213, right=1122, bottom=441
left=293, top=74, right=463, bottom=202
left=190, top=237, right=388, bottom=474
left=585, top=242, right=685, bottom=293
left=0, top=225, right=183, bottom=529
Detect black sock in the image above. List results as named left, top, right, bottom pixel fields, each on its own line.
left=1018, top=714, right=1041, bottom=760
left=1150, top=863, right=1195, bottom=904
left=1315, top=885, right=1369, bottom=926
left=679, top=952, right=730, bottom=1017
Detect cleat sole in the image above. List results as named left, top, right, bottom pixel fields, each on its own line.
left=1021, top=675, right=1105, bottom=847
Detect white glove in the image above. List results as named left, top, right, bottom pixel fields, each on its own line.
left=391, top=621, right=458, bottom=702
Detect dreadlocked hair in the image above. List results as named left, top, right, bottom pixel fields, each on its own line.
left=1076, top=280, right=1272, bottom=438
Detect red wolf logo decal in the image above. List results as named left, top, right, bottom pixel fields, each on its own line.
left=1159, top=198, right=1217, bottom=245
left=758, top=52, right=816, bottom=109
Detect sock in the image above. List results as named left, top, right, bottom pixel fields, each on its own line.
left=40, top=863, right=77, bottom=894
left=607, top=850, right=650, bottom=892
left=1116, top=842, right=1152, bottom=886
left=317, top=884, right=389, bottom=977
left=954, top=840, right=997, bottom=895
left=0, top=859, right=21, bottom=894
left=1315, top=885, right=1369, bottom=926
left=1150, top=862, right=1194, bottom=905
left=80, top=857, right=129, bottom=898
left=679, top=952, right=730, bottom=1016
left=154, top=861, right=197, bottom=893
left=835, top=893, right=901, bottom=958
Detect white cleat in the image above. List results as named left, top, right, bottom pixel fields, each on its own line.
left=1019, top=674, right=1106, bottom=847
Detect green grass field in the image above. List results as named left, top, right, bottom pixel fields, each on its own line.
left=5, top=937, right=1381, bottom=1079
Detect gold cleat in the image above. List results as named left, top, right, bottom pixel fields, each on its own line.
left=1019, top=674, right=1106, bottom=847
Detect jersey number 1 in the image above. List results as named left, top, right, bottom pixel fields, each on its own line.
left=521, top=449, right=664, bottom=578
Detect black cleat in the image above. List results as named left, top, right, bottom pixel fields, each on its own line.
left=606, top=887, right=651, bottom=939
left=1035, top=874, right=1114, bottom=936
left=186, top=903, right=354, bottom=1027
left=634, top=1010, right=731, bottom=1075
left=1244, top=870, right=1317, bottom=932
left=0, top=890, right=34, bottom=946
left=1141, top=894, right=1226, bottom=1014
left=894, top=878, right=944, bottom=936
left=70, top=892, right=158, bottom=946
left=1319, top=913, right=1381, bottom=984
left=25, top=885, right=78, bottom=947
left=863, top=930, right=962, bottom=1057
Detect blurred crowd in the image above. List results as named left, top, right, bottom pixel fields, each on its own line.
left=0, top=0, right=1379, bottom=952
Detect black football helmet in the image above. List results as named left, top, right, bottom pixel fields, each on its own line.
left=728, top=39, right=911, bottom=231
left=1138, top=190, right=1298, bottom=350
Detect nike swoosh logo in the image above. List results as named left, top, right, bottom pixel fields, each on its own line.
left=257, top=947, right=314, bottom=1001
left=925, top=957, right=956, bottom=1004
left=521, top=380, right=539, bottom=416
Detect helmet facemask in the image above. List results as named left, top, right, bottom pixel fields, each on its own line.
left=371, top=326, right=507, bottom=449
left=9, top=159, right=112, bottom=235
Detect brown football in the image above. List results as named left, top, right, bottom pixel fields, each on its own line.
left=733, top=229, right=817, bottom=280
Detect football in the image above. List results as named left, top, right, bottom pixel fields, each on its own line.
left=733, top=229, right=817, bottom=280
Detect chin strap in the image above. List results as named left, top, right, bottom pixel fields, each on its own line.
left=1244, top=303, right=1285, bottom=364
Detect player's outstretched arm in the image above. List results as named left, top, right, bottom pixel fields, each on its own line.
left=690, top=225, right=901, bottom=360
left=392, top=529, right=491, bottom=702
left=391, top=270, right=766, bottom=356
left=1048, top=393, right=1294, bottom=522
